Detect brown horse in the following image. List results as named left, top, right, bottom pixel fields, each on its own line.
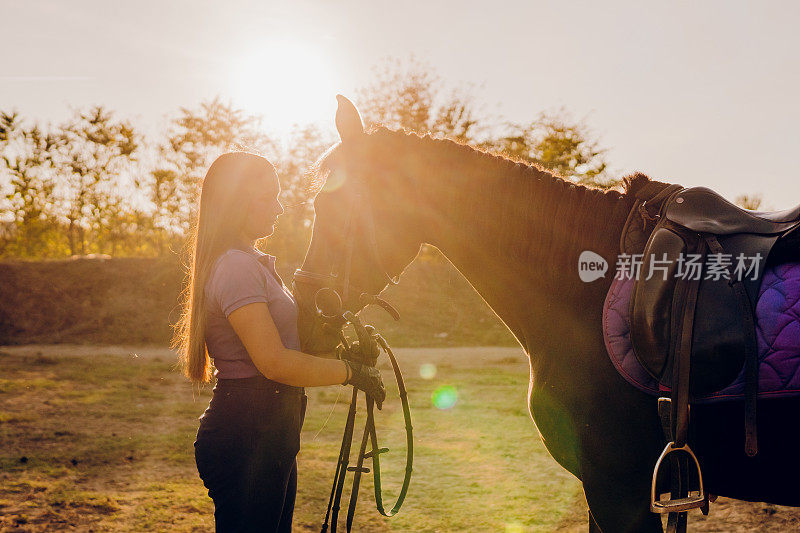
left=294, top=96, right=800, bottom=532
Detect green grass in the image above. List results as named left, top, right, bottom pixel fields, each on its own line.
left=0, top=348, right=586, bottom=532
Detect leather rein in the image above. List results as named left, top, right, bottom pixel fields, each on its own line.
left=292, top=183, right=413, bottom=533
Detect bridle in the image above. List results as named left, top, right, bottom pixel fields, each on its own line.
left=292, top=179, right=412, bottom=533
left=293, top=180, right=400, bottom=316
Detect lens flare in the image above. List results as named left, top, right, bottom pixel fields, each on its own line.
left=419, top=363, right=437, bottom=380
left=321, top=170, right=346, bottom=192
left=431, top=385, right=458, bottom=409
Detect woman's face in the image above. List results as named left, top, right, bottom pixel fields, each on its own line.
left=240, top=171, right=284, bottom=241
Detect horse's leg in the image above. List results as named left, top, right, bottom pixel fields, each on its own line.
left=528, top=360, right=666, bottom=531
left=577, top=387, right=666, bottom=532
left=531, top=395, right=664, bottom=532
left=582, top=470, right=663, bottom=533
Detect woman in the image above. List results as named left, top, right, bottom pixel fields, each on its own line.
left=172, top=152, right=385, bottom=532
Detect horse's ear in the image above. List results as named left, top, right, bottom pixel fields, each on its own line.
left=335, top=95, right=364, bottom=143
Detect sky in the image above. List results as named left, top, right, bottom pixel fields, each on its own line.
left=2, top=0, right=799, bottom=208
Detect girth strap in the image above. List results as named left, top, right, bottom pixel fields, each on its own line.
left=705, top=235, right=759, bottom=456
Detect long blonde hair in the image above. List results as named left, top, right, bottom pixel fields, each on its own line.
left=172, top=152, right=278, bottom=382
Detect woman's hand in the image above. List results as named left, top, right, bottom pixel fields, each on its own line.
left=339, top=337, right=380, bottom=367
left=343, top=360, right=386, bottom=409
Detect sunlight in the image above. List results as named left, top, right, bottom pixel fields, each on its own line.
left=229, top=39, right=339, bottom=134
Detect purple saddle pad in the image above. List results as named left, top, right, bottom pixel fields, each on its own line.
left=603, top=262, right=800, bottom=403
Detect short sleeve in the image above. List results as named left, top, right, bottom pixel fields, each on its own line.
left=206, top=251, right=270, bottom=318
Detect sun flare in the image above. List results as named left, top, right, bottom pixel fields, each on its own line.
left=229, top=40, right=340, bottom=134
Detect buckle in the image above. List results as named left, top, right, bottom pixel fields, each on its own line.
left=650, top=441, right=706, bottom=514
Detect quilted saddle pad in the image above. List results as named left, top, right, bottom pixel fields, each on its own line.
left=603, top=262, right=800, bottom=403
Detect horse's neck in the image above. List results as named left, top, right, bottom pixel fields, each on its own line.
left=412, top=161, right=628, bottom=358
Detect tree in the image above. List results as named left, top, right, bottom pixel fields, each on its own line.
left=150, top=97, right=276, bottom=253
left=145, top=164, right=184, bottom=256
left=735, top=194, right=763, bottom=210
left=486, top=110, right=615, bottom=188
left=0, top=112, right=62, bottom=257
left=356, top=59, right=613, bottom=188
left=266, top=124, right=336, bottom=266
left=356, top=57, right=480, bottom=142
left=55, top=106, right=139, bottom=255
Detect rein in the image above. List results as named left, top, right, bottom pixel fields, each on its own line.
left=292, top=182, right=413, bottom=532
left=320, top=317, right=413, bottom=533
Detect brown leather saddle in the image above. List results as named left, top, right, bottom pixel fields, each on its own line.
left=630, top=186, right=800, bottom=395
left=621, top=176, right=800, bottom=527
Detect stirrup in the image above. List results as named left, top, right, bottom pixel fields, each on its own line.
left=650, top=441, right=705, bottom=514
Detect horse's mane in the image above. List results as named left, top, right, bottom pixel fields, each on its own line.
left=307, top=126, right=653, bottom=195
left=307, top=128, right=664, bottom=268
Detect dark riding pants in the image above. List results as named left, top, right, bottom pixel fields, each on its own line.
left=194, top=376, right=307, bottom=533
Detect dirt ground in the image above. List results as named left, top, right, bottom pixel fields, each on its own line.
left=1, top=344, right=798, bottom=532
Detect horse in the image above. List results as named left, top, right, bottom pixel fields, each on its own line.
left=293, top=95, right=800, bottom=532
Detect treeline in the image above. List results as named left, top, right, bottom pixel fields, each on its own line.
left=0, top=59, right=614, bottom=261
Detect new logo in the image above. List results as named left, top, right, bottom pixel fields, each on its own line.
left=579, top=251, right=608, bottom=282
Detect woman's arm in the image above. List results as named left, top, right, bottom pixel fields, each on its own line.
left=227, top=301, right=348, bottom=387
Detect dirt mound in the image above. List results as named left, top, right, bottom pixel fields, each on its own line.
left=0, top=256, right=185, bottom=345
left=0, top=254, right=516, bottom=347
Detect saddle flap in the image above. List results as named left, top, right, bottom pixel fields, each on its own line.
left=630, top=222, right=752, bottom=395
left=630, top=225, right=692, bottom=383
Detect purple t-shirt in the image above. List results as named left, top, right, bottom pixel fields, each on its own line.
left=204, top=246, right=301, bottom=379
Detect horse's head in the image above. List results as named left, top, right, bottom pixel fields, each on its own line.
left=294, top=95, right=424, bottom=353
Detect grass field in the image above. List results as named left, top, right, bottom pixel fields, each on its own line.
left=1, top=345, right=798, bottom=532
